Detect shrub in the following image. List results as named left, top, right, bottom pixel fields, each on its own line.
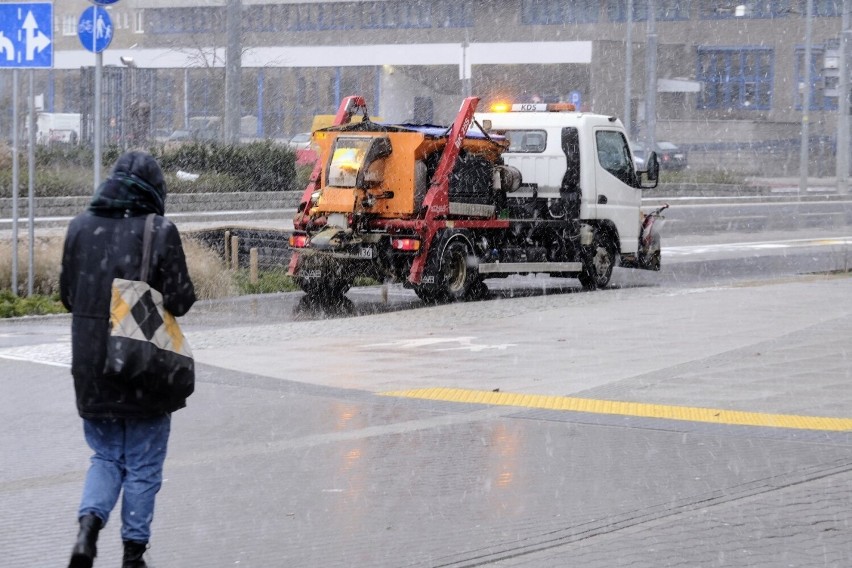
left=182, top=237, right=238, bottom=299
left=0, top=141, right=297, bottom=198
left=0, top=233, right=237, bottom=314
left=154, top=140, right=297, bottom=192
left=0, top=291, right=66, bottom=318
left=0, top=236, right=63, bottom=296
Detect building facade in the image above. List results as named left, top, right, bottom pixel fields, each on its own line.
left=1, top=0, right=849, bottom=175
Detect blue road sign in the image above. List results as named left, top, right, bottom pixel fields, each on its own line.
left=91, top=0, right=122, bottom=4
left=78, top=6, right=113, bottom=53
left=0, top=3, right=53, bottom=69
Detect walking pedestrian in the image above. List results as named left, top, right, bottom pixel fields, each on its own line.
left=60, top=151, right=196, bottom=568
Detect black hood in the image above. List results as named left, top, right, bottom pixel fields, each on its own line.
left=88, top=151, right=167, bottom=216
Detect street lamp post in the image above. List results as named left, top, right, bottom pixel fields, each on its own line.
left=838, top=0, right=851, bottom=194
left=645, top=0, right=657, bottom=155
left=800, top=0, right=814, bottom=199
left=120, top=56, right=136, bottom=150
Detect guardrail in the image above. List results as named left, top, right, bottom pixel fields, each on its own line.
left=0, top=191, right=303, bottom=218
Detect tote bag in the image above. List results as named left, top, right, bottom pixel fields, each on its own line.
left=104, top=214, right=195, bottom=402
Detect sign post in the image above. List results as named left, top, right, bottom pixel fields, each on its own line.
left=0, top=3, right=53, bottom=296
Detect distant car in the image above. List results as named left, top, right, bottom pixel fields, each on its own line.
left=632, top=141, right=687, bottom=171
left=168, top=129, right=192, bottom=142
left=288, top=132, right=313, bottom=150
left=168, top=128, right=219, bottom=143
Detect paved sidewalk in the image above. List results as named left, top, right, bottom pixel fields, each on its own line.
left=1, top=264, right=851, bottom=567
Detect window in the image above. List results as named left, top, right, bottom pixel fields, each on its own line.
left=134, top=11, right=144, bottom=33
left=245, top=4, right=289, bottom=32
left=607, top=0, right=690, bottom=22
left=148, top=7, right=223, bottom=34
left=596, top=130, right=635, bottom=185
left=697, top=48, right=773, bottom=110
left=795, top=46, right=839, bottom=111
left=499, top=130, right=548, bottom=153
left=362, top=2, right=430, bottom=29
left=433, top=0, right=473, bottom=27
left=521, top=0, right=599, bottom=25
left=62, top=15, right=76, bottom=36
left=290, top=4, right=356, bottom=31
left=813, top=0, right=841, bottom=17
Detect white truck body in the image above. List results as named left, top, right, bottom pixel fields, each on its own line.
left=475, top=107, right=643, bottom=254
left=30, top=112, right=81, bottom=144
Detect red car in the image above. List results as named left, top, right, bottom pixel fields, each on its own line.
left=633, top=141, right=687, bottom=171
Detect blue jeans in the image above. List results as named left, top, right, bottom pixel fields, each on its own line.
left=78, top=415, right=171, bottom=543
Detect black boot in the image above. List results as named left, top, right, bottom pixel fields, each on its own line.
left=122, top=540, right=148, bottom=568
left=68, top=514, right=103, bottom=568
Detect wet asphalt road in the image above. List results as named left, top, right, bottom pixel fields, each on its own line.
left=2, top=227, right=852, bottom=567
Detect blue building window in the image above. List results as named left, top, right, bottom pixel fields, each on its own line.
left=148, top=7, right=223, bottom=34
left=243, top=5, right=289, bottom=33
left=521, top=0, right=599, bottom=25
left=361, top=2, right=431, bottom=29
left=291, top=4, right=357, bottom=31
left=811, top=0, right=841, bottom=17
left=795, top=46, right=839, bottom=110
left=697, top=48, right=773, bottom=110
left=607, top=0, right=690, bottom=22
left=433, top=0, right=473, bottom=28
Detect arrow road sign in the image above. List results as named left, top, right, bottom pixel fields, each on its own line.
left=0, top=3, right=53, bottom=69
left=78, top=6, right=113, bottom=54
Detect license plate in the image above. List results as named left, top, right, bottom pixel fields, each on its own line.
left=358, top=247, right=373, bottom=259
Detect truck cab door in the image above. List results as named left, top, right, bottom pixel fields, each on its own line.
left=593, top=129, right=641, bottom=254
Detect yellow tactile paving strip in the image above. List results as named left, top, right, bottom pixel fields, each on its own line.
left=379, top=387, right=852, bottom=432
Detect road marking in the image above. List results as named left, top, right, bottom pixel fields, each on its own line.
left=370, top=336, right=517, bottom=351
left=379, top=387, right=852, bottom=432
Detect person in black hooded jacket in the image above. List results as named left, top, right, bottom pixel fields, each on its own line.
left=60, top=151, right=196, bottom=568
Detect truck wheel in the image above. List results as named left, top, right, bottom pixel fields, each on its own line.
left=298, top=276, right=351, bottom=299
left=440, top=240, right=476, bottom=301
left=297, top=259, right=352, bottom=299
left=579, top=232, right=616, bottom=290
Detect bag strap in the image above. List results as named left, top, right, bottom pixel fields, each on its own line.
left=140, top=213, right=156, bottom=282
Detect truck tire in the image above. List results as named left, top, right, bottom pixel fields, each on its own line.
left=297, top=257, right=353, bottom=299
left=298, top=276, right=351, bottom=299
left=579, top=231, right=616, bottom=290
left=414, top=237, right=477, bottom=303
left=440, top=240, right=477, bottom=301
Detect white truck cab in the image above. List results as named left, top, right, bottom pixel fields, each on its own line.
left=475, top=102, right=657, bottom=256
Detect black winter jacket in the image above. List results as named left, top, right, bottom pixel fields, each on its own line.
left=60, top=152, right=196, bottom=418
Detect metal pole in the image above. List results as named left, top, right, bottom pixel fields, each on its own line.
left=624, top=0, right=633, bottom=139
left=462, top=28, right=472, bottom=98
left=838, top=0, right=851, bottom=195
left=27, top=70, right=35, bottom=297
left=645, top=0, right=657, bottom=153
left=183, top=68, right=189, bottom=130
left=799, top=0, right=814, bottom=199
left=94, top=50, right=103, bottom=191
left=11, top=69, right=19, bottom=297
left=224, top=0, right=241, bottom=144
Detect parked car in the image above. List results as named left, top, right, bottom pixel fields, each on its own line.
left=632, top=141, right=687, bottom=171
left=288, top=132, right=313, bottom=150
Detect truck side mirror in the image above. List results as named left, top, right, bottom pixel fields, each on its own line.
left=638, top=151, right=659, bottom=188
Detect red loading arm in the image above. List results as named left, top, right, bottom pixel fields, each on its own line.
left=408, top=96, right=480, bottom=284
left=420, top=96, right=480, bottom=219
left=292, top=95, right=369, bottom=231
